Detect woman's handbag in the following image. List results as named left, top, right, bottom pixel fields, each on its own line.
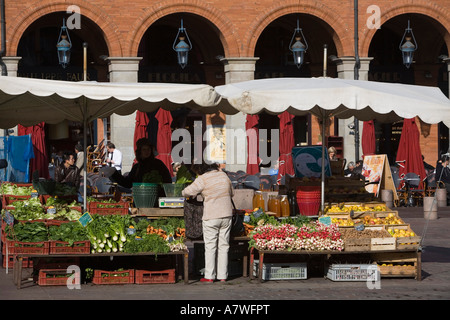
left=230, top=199, right=245, bottom=237
left=184, top=197, right=204, bottom=240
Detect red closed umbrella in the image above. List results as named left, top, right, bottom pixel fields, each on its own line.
left=395, top=118, right=426, bottom=189
left=18, top=122, right=49, bottom=179
left=155, top=108, right=174, bottom=177
left=245, top=114, right=260, bottom=175
left=362, top=120, right=376, bottom=157
left=133, top=111, right=149, bottom=153
left=277, top=111, right=295, bottom=183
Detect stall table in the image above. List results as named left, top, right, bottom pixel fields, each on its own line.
left=12, top=250, right=189, bottom=289
left=249, top=247, right=422, bottom=282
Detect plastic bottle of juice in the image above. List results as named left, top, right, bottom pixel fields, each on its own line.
left=273, top=196, right=281, bottom=217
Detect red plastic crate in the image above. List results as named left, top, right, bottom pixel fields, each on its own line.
left=135, top=269, right=176, bottom=284
left=38, top=269, right=81, bottom=286
left=92, top=269, right=135, bottom=285
left=49, top=241, right=90, bottom=254
left=2, top=195, right=32, bottom=207
left=4, top=240, right=49, bottom=255
left=88, top=201, right=130, bottom=215
left=2, top=255, right=33, bottom=268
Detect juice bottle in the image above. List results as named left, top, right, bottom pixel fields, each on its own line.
left=280, top=195, right=290, bottom=217
left=253, top=191, right=265, bottom=210
left=273, top=196, right=281, bottom=217
left=268, top=195, right=274, bottom=212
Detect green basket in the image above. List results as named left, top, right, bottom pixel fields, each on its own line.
left=132, top=183, right=159, bottom=208
left=162, top=183, right=187, bottom=197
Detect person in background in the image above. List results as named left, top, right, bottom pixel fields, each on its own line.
left=182, top=162, right=234, bottom=283
left=344, top=161, right=355, bottom=176
left=106, top=142, right=123, bottom=175
left=436, top=155, right=450, bottom=205
left=74, top=143, right=84, bottom=178
left=351, top=160, right=364, bottom=179
left=55, top=152, right=81, bottom=190
left=172, top=162, right=182, bottom=182
left=328, top=146, right=338, bottom=161
left=104, top=138, right=171, bottom=200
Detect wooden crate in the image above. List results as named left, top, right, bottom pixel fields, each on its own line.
left=370, top=237, right=396, bottom=251
left=388, top=225, right=421, bottom=250
left=372, top=252, right=418, bottom=278
left=344, top=238, right=371, bottom=252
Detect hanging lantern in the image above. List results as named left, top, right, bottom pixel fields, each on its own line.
left=172, top=19, right=192, bottom=69
left=56, top=18, right=72, bottom=68
left=399, top=20, right=417, bottom=69
left=289, top=19, right=308, bottom=69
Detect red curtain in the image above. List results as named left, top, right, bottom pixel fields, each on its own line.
left=18, top=122, right=49, bottom=179
left=395, top=118, right=426, bottom=189
left=245, top=114, right=260, bottom=175
left=362, top=120, right=376, bottom=157
left=155, top=108, right=174, bottom=177
left=277, top=111, right=295, bottom=183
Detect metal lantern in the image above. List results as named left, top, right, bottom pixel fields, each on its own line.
left=289, top=19, right=308, bottom=69
left=399, top=20, right=417, bottom=68
left=172, top=19, right=192, bottom=69
left=56, top=18, right=72, bottom=68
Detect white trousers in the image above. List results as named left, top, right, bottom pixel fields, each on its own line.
left=202, top=217, right=232, bottom=280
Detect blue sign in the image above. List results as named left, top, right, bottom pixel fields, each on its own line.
left=78, top=212, right=93, bottom=227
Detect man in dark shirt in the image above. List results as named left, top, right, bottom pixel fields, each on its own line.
left=55, top=152, right=81, bottom=189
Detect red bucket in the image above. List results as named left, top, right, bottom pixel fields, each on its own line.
left=296, top=186, right=321, bottom=216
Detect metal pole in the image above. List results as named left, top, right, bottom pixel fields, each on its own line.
left=323, top=44, right=328, bottom=77
left=83, top=42, right=88, bottom=81
left=354, top=0, right=360, bottom=162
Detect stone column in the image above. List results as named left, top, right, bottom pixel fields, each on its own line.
left=0, top=57, right=22, bottom=136
left=445, top=58, right=450, bottom=141
left=220, top=57, right=259, bottom=172
left=332, top=56, right=373, bottom=163
left=106, top=57, right=142, bottom=173
left=1, top=57, right=22, bottom=77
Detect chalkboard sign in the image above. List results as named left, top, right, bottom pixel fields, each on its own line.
left=78, top=212, right=93, bottom=227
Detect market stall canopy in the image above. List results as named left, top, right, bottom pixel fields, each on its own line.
left=214, top=77, right=450, bottom=127
left=0, top=76, right=236, bottom=128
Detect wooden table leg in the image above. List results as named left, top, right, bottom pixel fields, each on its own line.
left=16, top=256, right=23, bottom=289
left=258, top=252, right=264, bottom=283
left=242, top=254, right=248, bottom=277
left=184, top=252, right=189, bottom=284
left=417, top=251, right=422, bottom=281
left=249, top=248, right=254, bottom=280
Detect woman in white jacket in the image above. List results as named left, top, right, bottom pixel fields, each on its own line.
left=182, top=163, right=234, bottom=283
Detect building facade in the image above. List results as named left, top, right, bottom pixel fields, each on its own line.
left=1, top=0, right=449, bottom=174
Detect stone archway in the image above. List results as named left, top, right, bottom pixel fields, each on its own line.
left=126, top=0, right=240, bottom=58
left=6, top=1, right=123, bottom=57
left=360, top=1, right=450, bottom=57
left=243, top=0, right=350, bottom=58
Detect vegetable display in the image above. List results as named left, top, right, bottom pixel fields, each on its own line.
left=85, top=214, right=130, bottom=253
left=0, top=183, right=33, bottom=196
left=175, top=165, right=193, bottom=184
left=142, top=170, right=163, bottom=184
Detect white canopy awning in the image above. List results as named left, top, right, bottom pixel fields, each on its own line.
left=215, top=77, right=450, bottom=127
left=0, top=76, right=237, bottom=128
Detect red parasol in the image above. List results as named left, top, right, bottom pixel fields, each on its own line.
left=18, top=122, right=49, bottom=179
left=133, top=111, right=149, bottom=153
left=245, top=114, right=260, bottom=175
left=362, top=120, right=376, bottom=157
left=155, top=108, right=174, bottom=177
left=277, top=111, right=295, bottom=183
left=395, top=118, right=427, bottom=189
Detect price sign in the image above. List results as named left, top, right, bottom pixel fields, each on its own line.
left=78, top=212, right=93, bottom=227
left=318, top=216, right=332, bottom=226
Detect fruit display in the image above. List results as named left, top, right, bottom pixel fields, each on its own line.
left=330, top=217, right=354, bottom=227
left=387, top=227, right=415, bottom=238
left=339, top=228, right=391, bottom=240
left=324, top=204, right=387, bottom=214
left=354, top=213, right=404, bottom=226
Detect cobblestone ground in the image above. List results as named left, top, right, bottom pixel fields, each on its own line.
left=1, top=207, right=449, bottom=302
